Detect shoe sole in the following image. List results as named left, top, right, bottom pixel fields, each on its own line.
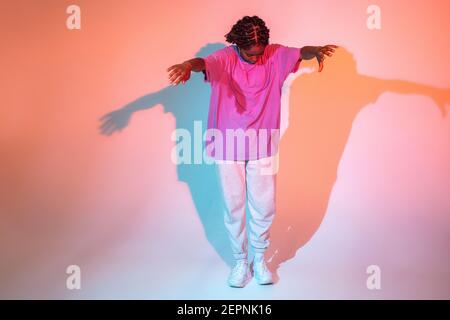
left=228, top=273, right=252, bottom=288
left=256, top=279, right=274, bottom=285
left=252, top=263, right=274, bottom=285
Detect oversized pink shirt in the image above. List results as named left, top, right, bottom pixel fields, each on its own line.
left=203, top=43, right=302, bottom=160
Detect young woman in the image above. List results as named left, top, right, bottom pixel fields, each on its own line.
left=167, top=15, right=337, bottom=287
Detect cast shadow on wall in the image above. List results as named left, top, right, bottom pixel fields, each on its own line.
left=267, top=46, right=449, bottom=281
left=99, top=44, right=449, bottom=276
left=98, top=43, right=235, bottom=265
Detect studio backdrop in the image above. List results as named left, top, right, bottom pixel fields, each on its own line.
left=1, top=0, right=449, bottom=299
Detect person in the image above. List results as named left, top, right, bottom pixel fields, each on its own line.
left=167, top=15, right=337, bottom=287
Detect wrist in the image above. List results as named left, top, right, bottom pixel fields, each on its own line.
left=182, top=61, right=192, bottom=70
left=315, top=46, right=322, bottom=55
left=301, top=46, right=318, bottom=60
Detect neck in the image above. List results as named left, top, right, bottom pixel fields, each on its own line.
left=237, top=46, right=255, bottom=64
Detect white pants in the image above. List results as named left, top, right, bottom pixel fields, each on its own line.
left=214, top=154, right=278, bottom=261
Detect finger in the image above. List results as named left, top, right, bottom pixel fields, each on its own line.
left=100, top=120, right=111, bottom=132
left=168, top=67, right=185, bottom=78
left=322, top=47, right=335, bottom=54
left=168, top=71, right=177, bottom=80
left=321, top=48, right=335, bottom=55
left=325, top=44, right=339, bottom=48
left=169, top=71, right=183, bottom=82
left=177, top=73, right=187, bottom=83
left=168, top=69, right=181, bottom=78
left=167, top=65, right=178, bottom=72
left=169, top=75, right=179, bottom=84
left=98, top=113, right=111, bottom=121
left=316, top=55, right=323, bottom=72
left=101, top=121, right=114, bottom=135
left=172, top=74, right=184, bottom=85
left=176, top=72, right=187, bottom=82
left=170, top=77, right=180, bottom=85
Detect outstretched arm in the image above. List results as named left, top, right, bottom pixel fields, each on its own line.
left=300, top=45, right=338, bottom=72
left=378, top=78, right=450, bottom=117
left=167, top=58, right=205, bottom=85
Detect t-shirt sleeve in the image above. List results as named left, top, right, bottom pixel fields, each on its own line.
left=276, top=44, right=302, bottom=81
left=202, top=48, right=228, bottom=83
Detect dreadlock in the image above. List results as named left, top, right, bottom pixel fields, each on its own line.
left=224, top=16, right=270, bottom=50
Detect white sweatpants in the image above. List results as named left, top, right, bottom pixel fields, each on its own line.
left=214, top=154, right=278, bottom=261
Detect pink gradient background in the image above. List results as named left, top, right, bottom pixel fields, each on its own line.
left=1, top=0, right=449, bottom=299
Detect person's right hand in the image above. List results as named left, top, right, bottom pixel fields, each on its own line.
left=167, top=62, right=192, bottom=85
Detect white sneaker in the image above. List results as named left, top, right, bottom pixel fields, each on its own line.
left=253, top=260, right=274, bottom=285
left=228, top=260, right=251, bottom=288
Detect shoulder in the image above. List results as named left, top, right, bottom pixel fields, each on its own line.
left=268, top=43, right=301, bottom=61
left=264, top=43, right=285, bottom=58
left=206, top=45, right=234, bottom=59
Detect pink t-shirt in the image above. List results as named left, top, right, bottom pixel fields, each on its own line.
left=203, top=43, right=302, bottom=160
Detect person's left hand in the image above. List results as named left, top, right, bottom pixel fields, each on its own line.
left=316, top=45, right=338, bottom=72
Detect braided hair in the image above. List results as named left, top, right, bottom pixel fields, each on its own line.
left=224, top=16, right=270, bottom=50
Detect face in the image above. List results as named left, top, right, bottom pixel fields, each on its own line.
left=239, top=44, right=266, bottom=64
